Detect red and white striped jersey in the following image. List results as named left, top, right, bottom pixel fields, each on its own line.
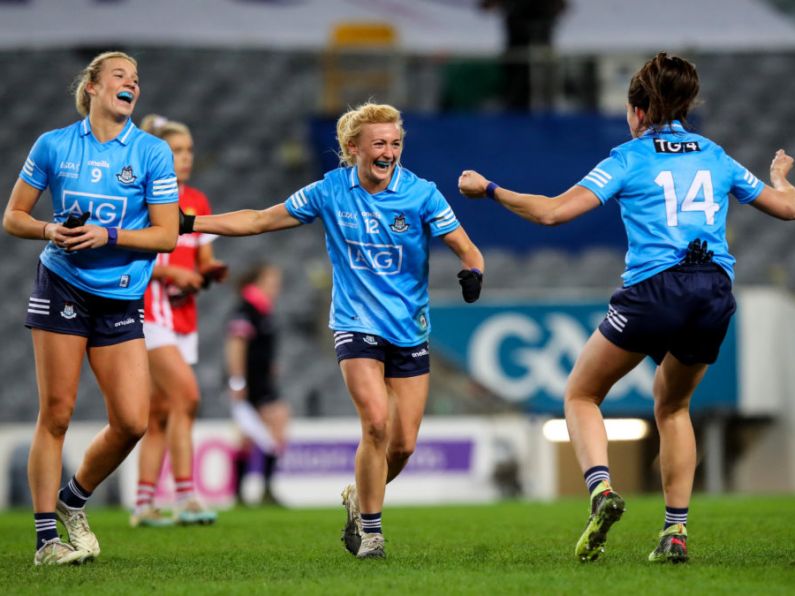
left=144, top=184, right=214, bottom=334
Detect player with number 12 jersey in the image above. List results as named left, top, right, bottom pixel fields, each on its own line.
left=285, top=165, right=459, bottom=347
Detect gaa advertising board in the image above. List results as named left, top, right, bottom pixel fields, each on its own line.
left=430, top=298, right=738, bottom=417
left=0, top=417, right=548, bottom=509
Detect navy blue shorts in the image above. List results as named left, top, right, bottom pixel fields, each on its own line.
left=598, top=263, right=735, bottom=365
left=25, top=261, right=144, bottom=347
left=333, top=331, right=430, bottom=378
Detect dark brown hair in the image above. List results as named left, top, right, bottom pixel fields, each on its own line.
left=627, top=52, right=699, bottom=130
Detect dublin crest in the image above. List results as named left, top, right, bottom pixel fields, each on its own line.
left=389, top=214, right=409, bottom=233
left=60, top=302, right=77, bottom=320
left=116, top=166, right=137, bottom=184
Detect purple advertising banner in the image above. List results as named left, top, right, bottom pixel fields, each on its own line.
left=278, top=440, right=473, bottom=475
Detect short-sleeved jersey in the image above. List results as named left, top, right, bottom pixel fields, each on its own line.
left=143, top=184, right=214, bottom=334
left=19, top=117, right=178, bottom=299
left=285, top=165, right=460, bottom=346
left=577, top=121, right=763, bottom=286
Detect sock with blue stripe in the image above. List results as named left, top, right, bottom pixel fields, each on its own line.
left=584, top=465, right=611, bottom=495
left=34, top=512, right=58, bottom=550
left=58, top=475, right=92, bottom=509
left=361, top=512, right=382, bottom=535
left=664, top=506, right=688, bottom=529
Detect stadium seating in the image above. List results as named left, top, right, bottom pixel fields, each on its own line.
left=1, top=48, right=794, bottom=422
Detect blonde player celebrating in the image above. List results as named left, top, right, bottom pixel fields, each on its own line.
left=3, top=51, right=178, bottom=565
left=180, top=102, right=485, bottom=558
left=459, top=53, right=795, bottom=563
left=131, top=115, right=226, bottom=527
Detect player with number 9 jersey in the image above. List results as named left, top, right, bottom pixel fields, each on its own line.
left=3, top=51, right=178, bottom=566
left=20, top=110, right=177, bottom=298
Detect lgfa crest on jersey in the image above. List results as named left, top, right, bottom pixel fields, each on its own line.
left=116, top=166, right=137, bottom=184
left=390, top=214, right=409, bottom=233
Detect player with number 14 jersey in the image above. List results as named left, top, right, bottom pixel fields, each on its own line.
left=577, top=120, right=762, bottom=286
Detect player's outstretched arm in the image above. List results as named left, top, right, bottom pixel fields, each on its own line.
left=458, top=169, right=601, bottom=226
left=186, top=203, right=302, bottom=236
left=752, top=149, right=795, bottom=220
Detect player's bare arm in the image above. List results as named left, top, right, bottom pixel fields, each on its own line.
left=458, top=169, right=602, bottom=226
left=3, top=178, right=48, bottom=239
left=60, top=201, right=178, bottom=253
left=192, top=203, right=302, bottom=236
left=752, top=149, right=795, bottom=220
left=442, top=226, right=484, bottom=273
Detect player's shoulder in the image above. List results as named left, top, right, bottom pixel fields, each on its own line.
left=322, top=166, right=351, bottom=186
left=304, top=166, right=350, bottom=198
left=133, top=127, right=171, bottom=153
left=36, top=119, right=83, bottom=146
left=392, top=166, right=438, bottom=198
left=394, top=165, right=424, bottom=185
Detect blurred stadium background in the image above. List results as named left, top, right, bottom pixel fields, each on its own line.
left=1, top=0, right=795, bottom=509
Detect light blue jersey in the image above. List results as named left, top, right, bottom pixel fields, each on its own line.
left=19, top=117, right=178, bottom=299
left=285, top=165, right=460, bottom=346
left=577, top=121, right=763, bottom=286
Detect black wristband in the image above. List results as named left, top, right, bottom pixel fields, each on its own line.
left=179, top=208, right=196, bottom=235
left=485, top=181, right=499, bottom=200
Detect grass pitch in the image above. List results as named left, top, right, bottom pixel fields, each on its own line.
left=1, top=494, right=793, bottom=595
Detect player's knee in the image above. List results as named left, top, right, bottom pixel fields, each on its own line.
left=39, top=399, right=75, bottom=437
left=112, top=417, right=148, bottom=443
left=174, top=386, right=200, bottom=417
left=388, top=444, right=415, bottom=463
left=654, top=397, right=690, bottom=420
left=40, top=411, right=73, bottom=438
left=564, top=388, right=603, bottom=408
left=362, top=418, right=389, bottom=446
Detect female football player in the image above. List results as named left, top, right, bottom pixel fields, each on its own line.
left=3, top=51, right=178, bottom=564
left=130, top=115, right=226, bottom=528
left=459, top=52, right=795, bottom=563
left=181, top=102, right=485, bottom=558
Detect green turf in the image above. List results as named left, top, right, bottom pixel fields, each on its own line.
left=1, top=495, right=793, bottom=595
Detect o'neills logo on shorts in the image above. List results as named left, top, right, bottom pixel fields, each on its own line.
left=114, top=318, right=136, bottom=327
left=411, top=348, right=429, bottom=358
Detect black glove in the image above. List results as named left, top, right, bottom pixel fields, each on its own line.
left=683, top=239, right=714, bottom=264
left=179, top=208, right=195, bottom=235
left=63, top=211, right=90, bottom=228
left=457, top=268, right=483, bottom=303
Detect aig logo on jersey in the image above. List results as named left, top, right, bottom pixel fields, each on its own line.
left=61, top=190, right=127, bottom=226
left=346, top=240, right=403, bottom=275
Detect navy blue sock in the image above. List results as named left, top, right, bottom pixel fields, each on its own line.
left=583, top=465, right=610, bottom=494
left=58, top=475, right=92, bottom=509
left=34, top=512, right=58, bottom=550
left=664, top=506, right=688, bottom=529
left=361, top=512, right=382, bottom=535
